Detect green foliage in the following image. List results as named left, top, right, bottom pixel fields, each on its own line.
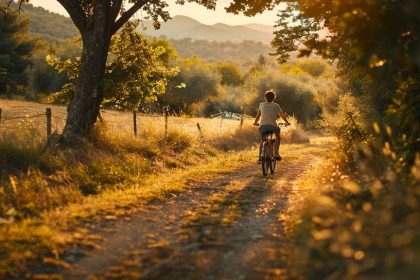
left=322, top=94, right=373, bottom=163
left=8, top=2, right=79, bottom=43
left=243, top=70, right=321, bottom=124
left=0, top=4, right=35, bottom=95
left=296, top=59, right=330, bottom=78
left=171, top=38, right=272, bottom=62
left=291, top=142, right=420, bottom=280
left=46, top=23, right=179, bottom=110
left=272, top=0, right=420, bottom=158
left=104, top=22, right=180, bottom=110
left=160, top=56, right=221, bottom=114
left=159, top=55, right=337, bottom=121
left=217, top=62, right=243, bottom=86
left=272, top=2, right=420, bottom=279
left=149, top=37, right=178, bottom=65
left=12, top=4, right=273, bottom=64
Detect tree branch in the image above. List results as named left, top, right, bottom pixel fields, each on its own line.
left=57, top=0, right=87, bottom=34
left=4, top=0, right=24, bottom=12
left=110, top=0, right=123, bottom=22
left=112, top=0, right=148, bottom=34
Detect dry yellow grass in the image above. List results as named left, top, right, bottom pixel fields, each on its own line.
left=0, top=99, right=306, bottom=145
left=0, top=99, right=245, bottom=141
left=0, top=98, right=312, bottom=277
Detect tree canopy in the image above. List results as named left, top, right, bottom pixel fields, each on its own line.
left=271, top=0, right=420, bottom=157
left=46, top=23, right=179, bottom=110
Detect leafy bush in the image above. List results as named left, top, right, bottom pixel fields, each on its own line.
left=289, top=142, right=420, bottom=280
left=321, top=94, right=373, bottom=163
left=243, top=71, right=320, bottom=124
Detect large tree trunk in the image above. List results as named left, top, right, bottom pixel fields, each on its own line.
left=62, top=34, right=110, bottom=139
left=57, top=0, right=147, bottom=141
left=61, top=2, right=112, bottom=140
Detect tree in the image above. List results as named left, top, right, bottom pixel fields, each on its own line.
left=149, top=37, right=177, bottom=66
left=217, top=62, right=243, bottom=86
left=46, top=22, right=179, bottom=111
left=271, top=0, right=420, bottom=157
left=0, top=4, right=35, bottom=95
left=160, top=56, right=221, bottom=114
left=9, top=0, right=278, bottom=141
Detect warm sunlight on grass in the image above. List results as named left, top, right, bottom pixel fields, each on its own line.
left=0, top=99, right=310, bottom=277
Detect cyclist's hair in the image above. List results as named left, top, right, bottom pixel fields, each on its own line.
left=265, top=90, right=276, bottom=102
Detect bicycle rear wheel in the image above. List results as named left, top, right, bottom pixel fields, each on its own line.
left=270, top=158, right=276, bottom=174
left=262, top=142, right=270, bottom=176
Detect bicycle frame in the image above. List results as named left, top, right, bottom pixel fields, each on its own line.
left=259, top=123, right=287, bottom=176
left=261, top=132, right=276, bottom=176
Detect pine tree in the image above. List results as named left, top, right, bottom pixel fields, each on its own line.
left=0, top=4, right=35, bottom=95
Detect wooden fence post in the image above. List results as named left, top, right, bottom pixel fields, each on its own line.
left=46, top=108, right=52, bottom=146
left=197, top=123, right=204, bottom=143
left=133, top=110, right=137, bottom=137
left=164, top=106, right=169, bottom=138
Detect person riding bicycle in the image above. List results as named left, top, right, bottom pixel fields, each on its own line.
left=253, top=90, right=290, bottom=163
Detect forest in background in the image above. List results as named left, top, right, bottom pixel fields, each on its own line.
left=3, top=2, right=336, bottom=126
left=12, top=2, right=274, bottom=62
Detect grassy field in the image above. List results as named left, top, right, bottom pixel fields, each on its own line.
left=0, top=99, right=249, bottom=142
left=0, top=99, right=309, bottom=277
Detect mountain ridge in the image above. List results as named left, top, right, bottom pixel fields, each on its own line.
left=141, top=15, right=274, bottom=43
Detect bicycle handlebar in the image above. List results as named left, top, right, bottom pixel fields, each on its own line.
left=253, top=122, right=291, bottom=127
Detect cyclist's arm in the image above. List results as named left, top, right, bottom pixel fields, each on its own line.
left=253, top=110, right=261, bottom=126
left=277, top=111, right=291, bottom=125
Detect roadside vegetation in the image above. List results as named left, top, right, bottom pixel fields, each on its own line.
left=0, top=98, right=309, bottom=277
left=271, top=1, right=420, bottom=279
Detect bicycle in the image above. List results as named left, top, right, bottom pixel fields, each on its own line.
left=258, top=123, right=287, bottom=177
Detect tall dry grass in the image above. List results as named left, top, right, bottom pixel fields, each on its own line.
left=279, top=93, right=420, bottom=279
left=0, top=99, right=314, bottom=277
left=0, top=99, right=309, bottom=219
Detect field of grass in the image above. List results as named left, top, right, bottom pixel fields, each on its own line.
left=0, top=99, right=249, bottom=142
left=0, top=99, right=309, bottom=277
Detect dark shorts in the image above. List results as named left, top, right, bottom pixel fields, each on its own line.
left=259, top=125, right=280, bottom=138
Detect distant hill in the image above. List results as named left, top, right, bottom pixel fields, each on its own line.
left=141, top=15, right=274, bottom=44
left=11, top=4, right=273, bottom=62
left=244, top=23, right=275, bottom=34
left=9, top=2, right=79, bottom=42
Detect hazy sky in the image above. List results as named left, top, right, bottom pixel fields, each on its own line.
left=30, top=0, right=280, bottom=26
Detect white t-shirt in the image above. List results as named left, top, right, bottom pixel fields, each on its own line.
left=259, top=102, right=282, bottom=127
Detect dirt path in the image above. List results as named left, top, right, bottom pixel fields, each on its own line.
left=33, top=142, right=329, bottom=280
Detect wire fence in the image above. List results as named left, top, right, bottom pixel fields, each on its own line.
left=0, top=106, right=249, bottom=146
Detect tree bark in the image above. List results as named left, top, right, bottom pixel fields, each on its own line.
left=61, top=2, right=112, bottom=140
left=57, top=0, right=148, bottom=141
left=62, top=35, right=110, bottom=139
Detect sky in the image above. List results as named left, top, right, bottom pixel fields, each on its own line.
left=30, top=0, right=281, bottom=26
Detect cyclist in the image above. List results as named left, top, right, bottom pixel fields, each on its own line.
left=253, top=90, right=291, bottom=163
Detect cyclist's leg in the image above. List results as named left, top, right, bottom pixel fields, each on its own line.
left=274, top=131, right=281, bottom=157
left=258, top=127, right=265, bottom=163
